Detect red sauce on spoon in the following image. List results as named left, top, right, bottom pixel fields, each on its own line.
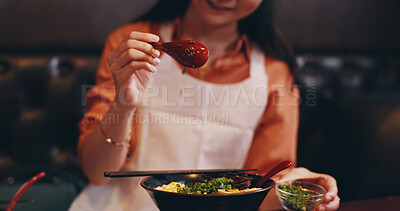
left=152, top=40, right=209, bottom=69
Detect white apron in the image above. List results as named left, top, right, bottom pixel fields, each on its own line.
left=69, top=22, right=269, bottom=211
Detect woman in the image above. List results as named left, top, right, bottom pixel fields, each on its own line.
left=70, top=0, right=339, bottom=210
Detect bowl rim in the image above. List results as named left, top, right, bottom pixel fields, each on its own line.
left=275, top=180, right=326, bottom=199
left=140, top=174, right=275, bottom=197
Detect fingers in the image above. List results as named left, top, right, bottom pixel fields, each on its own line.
left=111, top=39, right=160, bottom=64
left=123, top=31, right=159, bottom=43
left=277, top=168, right=340, bottom=211
left=111, top=48, right=160, bottom=70
left=290, top=171, right=337, bottom=196
left=299, top=175, right=338, bottom=201
left=277, top=167, right=311, bottom=182
left=107, top=31, right=161, bottom=82
left=317, top=195, right=340, bottom=211
left=321, top=175, right=338, bottom=201
left=117, top=32, right=159, bottom=58
left=136, top=68, right=151, bottom=81
left=302, top=174, right=338, bottom=201
left=107, top=32, right=160, bottom=108
left=302, top=175, right=339, bottom=211
left=108, top=31, right=160, bottom=66
left=114, top=61, right=156, bottom=80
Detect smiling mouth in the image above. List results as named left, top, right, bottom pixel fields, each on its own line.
left=206, top=0, right=234, bottom=11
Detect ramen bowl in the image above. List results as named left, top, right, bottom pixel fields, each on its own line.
left=140, top=173, right=274, bottom=211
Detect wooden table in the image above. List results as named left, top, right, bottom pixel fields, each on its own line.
left=270, top=195, right=400, bottom=211
left=338, top=195, right=400, bottom=211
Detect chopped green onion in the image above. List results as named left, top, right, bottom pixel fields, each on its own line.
left=278, top=184, right=313, bottom=211
left=178, top=177, right=235, bottom=194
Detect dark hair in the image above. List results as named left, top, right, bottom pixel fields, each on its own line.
left=135, top=0, right=298, bottom=81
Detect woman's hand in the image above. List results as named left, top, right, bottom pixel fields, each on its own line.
left=107, top=31, right=161, bottom=110
left=276, top=167, right=340, bottom=211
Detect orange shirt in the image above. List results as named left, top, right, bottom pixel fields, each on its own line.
left=79, top=21, right=299, bottom=176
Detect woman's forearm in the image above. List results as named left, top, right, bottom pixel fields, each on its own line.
left=79, top=104, right=135, bottom=186
left=79, top=31, right=160, bottom=185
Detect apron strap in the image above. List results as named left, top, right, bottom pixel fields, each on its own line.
left=249, top=44, right=266, bottom=79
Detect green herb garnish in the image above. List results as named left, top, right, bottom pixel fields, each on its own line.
left=178, top=177, right=234, bottom=194
left=182, top=68, right=187, bottom=74
left=279, top=184, right=313, bottom=211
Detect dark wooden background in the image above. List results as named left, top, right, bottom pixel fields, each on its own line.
left=0, top=0, right=158, bottom=51
left=272, top=0, right=400, bottom=52
left=1, top=0, right=399, bottom=52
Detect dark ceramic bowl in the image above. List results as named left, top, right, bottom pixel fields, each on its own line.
left=140, top=173, right=274, bottom=211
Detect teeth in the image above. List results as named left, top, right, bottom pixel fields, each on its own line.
left=207, top=0, right=225, bottom=10
left=213, top=3, right=222, bottom=9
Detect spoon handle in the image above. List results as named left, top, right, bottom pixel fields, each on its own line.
left=150, top=42, right=167, bottom=52
left=255, top=160, right=292, bottom=188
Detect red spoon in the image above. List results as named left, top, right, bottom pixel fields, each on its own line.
left=151, top=40, right=209, bottom=69
left=7, top=171, right=45, bottom=211
left=255, top=160, right=292, bottom=188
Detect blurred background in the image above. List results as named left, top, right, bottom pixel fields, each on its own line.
left=0, top=0, right=399, bottom=209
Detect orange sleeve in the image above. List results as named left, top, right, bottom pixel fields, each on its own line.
left=77, top=22, right=152, bottom=155
left=243, top=58, right=300, bottom=174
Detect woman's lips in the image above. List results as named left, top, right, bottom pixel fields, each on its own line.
left=206, top=0, right=234, bottom=12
